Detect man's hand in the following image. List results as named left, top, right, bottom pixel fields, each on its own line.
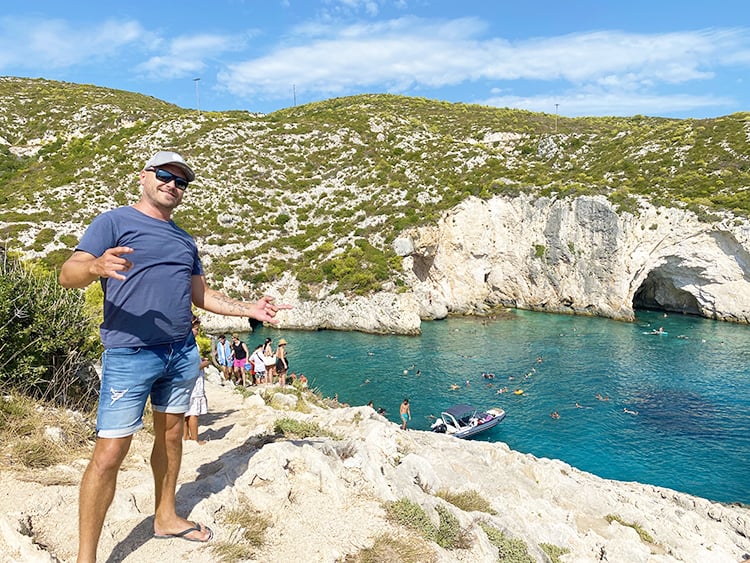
left=251, top=295, right=293, bottom=324
left=59, top=247, right=134, bottom=289
left=90, top=247, right=134, bottom=281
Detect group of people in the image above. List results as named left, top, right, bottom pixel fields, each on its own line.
left=183, top=326, right=303, bottom=447
left=214, top=333, right=291, bottom=386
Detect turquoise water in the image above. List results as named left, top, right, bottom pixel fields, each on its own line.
left=242, top=309, right=750, bottom=505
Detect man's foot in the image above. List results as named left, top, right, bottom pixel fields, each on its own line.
left=154, top=521, right=213, bottom=542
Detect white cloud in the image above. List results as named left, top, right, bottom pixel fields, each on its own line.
left=136, top=33, right=243, bottom=79
left=0, top=17, right=147, bottom=69
left=216, top=17, right=750, bottom=114
left=219, top=17, right=490, bottom=96
left=322, top=0, right=389, bottom=18
left=478, top=90, right=734, bottom=118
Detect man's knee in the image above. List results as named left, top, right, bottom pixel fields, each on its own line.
left=90, top=438, right=131, bottom=474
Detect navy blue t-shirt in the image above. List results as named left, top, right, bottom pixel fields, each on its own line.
left=76, top=206, right=204, bottom=348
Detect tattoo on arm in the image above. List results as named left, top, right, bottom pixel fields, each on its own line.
left=206, top=289, right=251, bottom=316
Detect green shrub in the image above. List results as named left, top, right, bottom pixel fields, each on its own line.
left=273, top=416, right=341, bottom=439
left=605, top=514, right=654, bottom=544
left=480, top=523, right=533, bottom=562
left=539, top=543, right=570, bottom=563
left=434, top=504, right=467, bottom=549
left=385, top=498, right=437, bottom=539
left=0, top=250, right=100, bottom=409
left=385, top=499, right=468, bottom=550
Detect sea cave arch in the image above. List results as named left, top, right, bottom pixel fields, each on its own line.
left=633, top=267, right=701, bottom=315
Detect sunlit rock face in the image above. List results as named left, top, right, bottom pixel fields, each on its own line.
left=398, top=195, right=750, bottom=325
left=202, top=194, right=750, bottom=336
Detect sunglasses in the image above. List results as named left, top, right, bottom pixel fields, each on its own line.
left=147, top=167, right=189, bottom=190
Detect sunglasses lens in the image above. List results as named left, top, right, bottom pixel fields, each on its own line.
left=154, top=168, right=188, bottom=190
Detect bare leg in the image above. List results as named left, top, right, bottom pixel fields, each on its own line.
left=185, top=415, right=206, bottom=445
left=151, top=411, right=211, bottom=539
left=77, top=436, right=132, bottom=563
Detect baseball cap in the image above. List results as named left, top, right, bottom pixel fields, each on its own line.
left=143, top=151, right=195, bottom=182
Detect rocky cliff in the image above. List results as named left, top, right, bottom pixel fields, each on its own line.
left=204, top=194, right=750, bottom=336
left=396, top=195, right=750, bottom=326
left=2, top=376, right=748, bottom=562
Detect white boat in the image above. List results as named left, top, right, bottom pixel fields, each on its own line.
left=430, top=404, right=506, bottom=439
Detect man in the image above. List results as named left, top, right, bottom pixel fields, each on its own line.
left=400, top=398, right=411, bottom=430
left=59, top=150, right=289, bottom=562
left=213, top=334, right=233, bottom=382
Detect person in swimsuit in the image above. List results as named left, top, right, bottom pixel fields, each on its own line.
left=400, top=398, right=411, bottom=430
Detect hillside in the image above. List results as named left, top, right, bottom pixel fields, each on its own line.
left=1, top=77, right=749, bottom=303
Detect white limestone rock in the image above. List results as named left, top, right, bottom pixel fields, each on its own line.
left=401, top=195, right=750, bottom=325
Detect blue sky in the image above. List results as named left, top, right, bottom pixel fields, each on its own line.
left=1, top=0, right=748, bottom=118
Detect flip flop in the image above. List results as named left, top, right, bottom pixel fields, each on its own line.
left=153, top=521, right=214, bottom=542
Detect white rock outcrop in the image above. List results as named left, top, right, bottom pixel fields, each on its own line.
left=201, top=290, right=422, bottom=336
left=200, top=194, right=750, bottom=336
left=398, top=195, right=750, bottom=324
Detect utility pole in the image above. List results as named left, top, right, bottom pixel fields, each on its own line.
left=554, top=103, right=559, bottom=133
left=293, top=84, right=296, bottom=107
left=194, top=78, right=201, bottom=116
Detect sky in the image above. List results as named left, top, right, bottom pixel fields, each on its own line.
left=1, top=0, right=749, bottom=118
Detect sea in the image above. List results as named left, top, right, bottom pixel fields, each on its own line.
left=240, top=309, right=750, bottom=505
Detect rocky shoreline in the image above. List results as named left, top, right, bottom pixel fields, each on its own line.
left=201, top=195, right=750, bottom=337
left=1, top=368, right=748, bottom=562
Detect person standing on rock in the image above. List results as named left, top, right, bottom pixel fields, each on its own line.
left=213, top=334, right=233, bottom=382
left=59, top=150, right=290, bottom=562
left=275, top=338, right=289, bottom=386
left=231, top=334, right=250, bottom=386
left=184, top=315, right=209, bottom=444
left=400, top=398, right=412, bottom=430
left=263, top=337, right=276, bottom=383
left=249, top=343, right=267, bottom=384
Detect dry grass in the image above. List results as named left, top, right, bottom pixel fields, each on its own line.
left=436, top=488, right=497, bottom=515
left=342, top=532, right=437, bottom=563
left=0, top=393, right=95, bottom=471
left=211, top=497, right=272, bottom=562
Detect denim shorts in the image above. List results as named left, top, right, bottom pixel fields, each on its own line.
left=97, top=334, right=200, bottom=438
